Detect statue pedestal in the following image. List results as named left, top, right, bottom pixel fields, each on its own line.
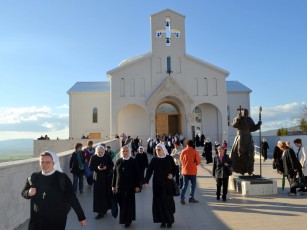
left=229, top=175, right=277, bottom=196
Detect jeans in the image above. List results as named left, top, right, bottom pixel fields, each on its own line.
left=73, top=173, right=84, bottom=193
left=180, top=175, right=196, bottom=200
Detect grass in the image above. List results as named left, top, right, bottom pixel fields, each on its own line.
left=0, top=153, right=34, bottom=163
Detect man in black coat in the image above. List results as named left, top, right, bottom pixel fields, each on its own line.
left=212, top=146, right=232, bottom=201
left=277, top=141, right=302, bottom=196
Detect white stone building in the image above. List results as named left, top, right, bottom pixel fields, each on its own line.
left=67, top=9, right=252, bottom=143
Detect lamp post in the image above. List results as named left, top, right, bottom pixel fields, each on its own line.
left=259, top=106, right=262, bottom=177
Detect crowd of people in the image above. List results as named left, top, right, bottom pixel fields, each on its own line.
left=23, top=134, right=225, bottom=229
left=273, top=138, right=307, bottom=195
left=21, top=130, right=307, bottom=229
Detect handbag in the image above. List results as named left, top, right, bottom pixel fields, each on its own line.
left=83, top=164, right=90, bottom=177
left=226, top=165, right=233, bottom=176
left=290, top=173, right=306, bottom=189
left=172, top=179, right=180, bottom=196
left=272, top=161, right=277, bottom=169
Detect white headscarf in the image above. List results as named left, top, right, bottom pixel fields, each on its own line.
left=95, top=145, right=105, bottom=157
left=156, top=143, right=169, bottom=158
left=46, top=151, right=63, bottom=172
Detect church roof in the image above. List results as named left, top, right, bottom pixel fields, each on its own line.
left=67, top=82, right=110, bottom=94
left=151, top=9, right=185, bottom=18
left=226, top=81, right=252, bottom=93
left=185, top=54, right=230, bottom=76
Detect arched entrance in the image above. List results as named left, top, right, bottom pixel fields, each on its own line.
left=156, top=102, right=181, bottom=135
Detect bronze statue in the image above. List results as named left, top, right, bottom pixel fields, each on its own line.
left=230, top=107, right=261, bottom=175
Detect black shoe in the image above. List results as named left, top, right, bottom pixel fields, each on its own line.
left=189, top=198, right=199, bottom=203
left=167, top=223, right=172, bottom=228
left=216, top=196, right=220, bottom=200
left=160, top=223, right=166, bottom=228
left=95, top=213, right=104, bottom=219
left=222, top=196, right=227, bottom=201
left=124, top=223, right=131, bottom=228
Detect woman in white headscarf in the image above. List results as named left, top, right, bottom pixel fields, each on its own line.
left=112, top=146, right=140, bottom=228
left=47, top=151, right=63, bottom=172
left=89, top=145, right=114, bottom=219
left=21, top=151, right=86, bottom=230
left=143, top=143, right=177, bottom=228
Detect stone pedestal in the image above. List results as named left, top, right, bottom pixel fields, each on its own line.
left=229, top=175, right=277, bottom=196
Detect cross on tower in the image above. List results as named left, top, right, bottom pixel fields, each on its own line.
left=156, top=17, right=181, bottom=46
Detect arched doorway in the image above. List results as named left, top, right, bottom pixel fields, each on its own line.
left=156, top=102, right=181, bottom=136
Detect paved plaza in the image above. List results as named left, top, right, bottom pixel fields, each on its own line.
left=16, top=149, right=307, bottom=230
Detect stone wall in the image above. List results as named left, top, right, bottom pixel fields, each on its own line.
left=0, top=139, right=120, bottom=230
left=34, top=138, right=120, bottom=157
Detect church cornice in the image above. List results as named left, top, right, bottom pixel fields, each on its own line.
left=185, top=54, right=230, bottom=77
left=147, top=76, right=193, bottom=112
left=107, top=52, right=152, bottom=77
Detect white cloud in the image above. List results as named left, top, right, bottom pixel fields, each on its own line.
left=0, top=106, right=69, bottom=140
left=0, top=106, right=51, bottom=124
left=251, top=102, right=303, bottom=131
left=0, top=127, right=69, bottom=141
left=41, top=122, right=54, bottom=129
left=56, top=104, right=69, bottom=109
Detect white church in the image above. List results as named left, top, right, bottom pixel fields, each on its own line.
left=67, top=9, right=252, bottom=143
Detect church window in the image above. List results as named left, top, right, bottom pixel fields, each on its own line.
left=120, top=78, right=125, bottom=97
left=213, top=78, right=217, bottom=96
left=157, top=103, right=178, bottom=114
left=227, top=106, right=230, bottom=126
left=175, top=57, right=181, bottom=74
left=192, top=107, right=202, bottom=123
left=130, top=78, right=135, bottom=97
left=167, top=56, right=172, bottom=75
left=194, top=78, right=198, bottom=96
left=203, top=78, right=208, bottom=96
left=140, top=78, right=145, bottom=97
left=93, top=107, right=98, bottom=123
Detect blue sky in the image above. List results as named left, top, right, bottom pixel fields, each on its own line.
left=0, top=0, right=307, bottom=140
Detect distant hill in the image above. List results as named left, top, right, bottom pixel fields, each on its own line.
left=254, top=126, right=301, bottom=137
left=0, top=139, right=33, bottom=155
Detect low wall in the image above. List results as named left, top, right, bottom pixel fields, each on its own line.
left=33, top=138, right=120, bottom=157
left=0, top=139, right=120, bottom=230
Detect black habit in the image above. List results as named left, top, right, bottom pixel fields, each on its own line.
left=203, top=141, right=213, bottom=163
left=112, top=157, right=140, bottom=225
left=144, top=155, right=176, bottom=224
left=89, top=153, right=114, bottom=214
left=134, top=152, right=149, bottom=185
left=21, top=171, right=85, bottom=230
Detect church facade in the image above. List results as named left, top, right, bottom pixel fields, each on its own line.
left=67, top=9, right=252, bottom=143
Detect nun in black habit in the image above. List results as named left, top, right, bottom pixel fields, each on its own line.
left=143, top=143, right=177, bottom=228
left=21, top=151, right=86, bottom=230
left=112, top=146, right=140, bottom=228
left=89, top=145, right=114, bottom=219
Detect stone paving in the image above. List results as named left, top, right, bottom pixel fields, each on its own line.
left=16, top=149, right=307, bottom=230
